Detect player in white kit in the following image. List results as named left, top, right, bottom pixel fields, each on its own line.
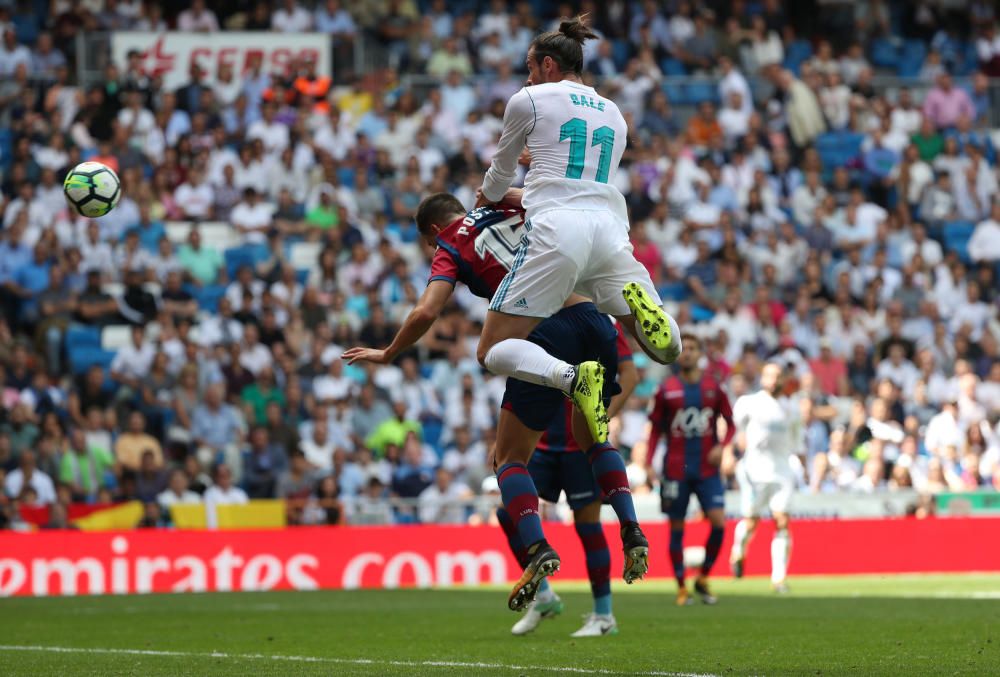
left=729, top=363, right=800, bottom=593
left=474, top=16, right=682, bottom=447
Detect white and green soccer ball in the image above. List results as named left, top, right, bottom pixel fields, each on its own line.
left=63, top=161, right=121, bottom=218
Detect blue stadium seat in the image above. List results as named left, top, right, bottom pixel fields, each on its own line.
left=957, top=41, right=980, bottom=76
left=663, top=82, right=686, bottom=105
left=869, top=39, right=899, bottom=69
left=815, top=132, right=865, bottom=170
left=658, top=282, right=689, bottom=302
left=685, top=82, right=718, bottom=105
left=224, top=244, right=269, bottom=279
left=660, top=58, right=687, bottom=76
left=783, top=40, right=813, bottom=74
left=68, top=347, right=116, bottom=375
left=422, top=419, right=444, bottom=456
left=295, top=268, right=309, bottom=285
left=897, top=42, right=926, bottom=77
left=192, top=285, right=227, bottom=312
left=66, top=325, right=101, bottom=348
left=691, top=305, right=715, bottom=323
left=943, top=221, right=976, bottom=264
left=611, top=40, right=632, bottom=71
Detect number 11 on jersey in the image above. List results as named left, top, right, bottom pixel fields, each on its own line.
left=559, top=117, right=615, bottom=184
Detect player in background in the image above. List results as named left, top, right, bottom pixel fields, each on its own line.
left=501, top=325, right=637, bottom=637
left=472, top=15, right=682, bottom=449
left=728, top=362, right=800, bottom=593
left=342, top=191, right=648, bottom=613
left=647, top=334, right=733, bottom=606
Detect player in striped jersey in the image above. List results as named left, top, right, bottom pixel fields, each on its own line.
left=647, top=334, right=733, bottom=606
left=343, top=191, right=648, bottom=613
left=502, top=324, right=637, bottom=637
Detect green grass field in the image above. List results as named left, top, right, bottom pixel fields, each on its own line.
left=0, top=574, right=998, bottom=676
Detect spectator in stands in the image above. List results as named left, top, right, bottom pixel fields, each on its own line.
left=244, top=425, right=288, bottom=498
left=110, top=324, right=155, bottom=401
left=276, top=450, right=314, bottom=501
left=177, top=0, right=219, bottom=32
left=177, top=227, right=223, bottom=286
left=204, top=463, right=248, bottom=507
left=157, top=468, right=201, bottom=507
left=134, top=449, right=168, bottom=503
left=4, top=450, right=55, bottom=505
left=418, top=468, right=472, bottom=525
left=114, top=411, right=163, bottom=474
left=191, top=383, right=244, bottom=477
left=923, top=73, right=976, bottom=130
left=969, top=201, right=1000, bottom=262
left=60, top=427, right=115, bottom=503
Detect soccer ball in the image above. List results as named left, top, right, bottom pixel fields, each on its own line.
left=63, top=161, right=121, bottom=218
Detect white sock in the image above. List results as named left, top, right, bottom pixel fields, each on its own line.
left=483, top=339, right=575, bottom=393
left=535, top=586, right=556, bottom=604
left=771, top=529, right=791, bottom=584
left=634, top=311, right=682, bottom=364
left=731, top=519, right=752, bottom=562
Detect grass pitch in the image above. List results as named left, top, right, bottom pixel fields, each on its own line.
left=0, top=574, right=997, bottom=676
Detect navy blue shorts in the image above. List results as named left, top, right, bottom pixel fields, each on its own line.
left=529, top=449, right=601, bottom=511
left=502, top=302, right=620, bottom=432
left=660, top=475, right=725, bottom=520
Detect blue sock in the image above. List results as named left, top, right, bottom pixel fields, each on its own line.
left=669, top=527, right=685, bottom=585
left=587, top=443, right=637, bottom=525
left=702, top=526, right=725, bottom=576
left=537, top=578, right=551, bottom=596
left=594, top=593, right=612, bottom=616
left=574, top=521, right=611, bottom=609
left=497, top=463, right=545, bottom=547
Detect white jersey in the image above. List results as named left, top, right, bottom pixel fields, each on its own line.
left=732, top=390, right=800, bottom=482
left=481, top=81, right=629, bottom=223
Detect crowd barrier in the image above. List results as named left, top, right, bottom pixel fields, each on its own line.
left=0, top=518, right=996, bottom=597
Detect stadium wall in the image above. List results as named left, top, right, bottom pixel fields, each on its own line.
left=0, top=518, right=997, bottom=597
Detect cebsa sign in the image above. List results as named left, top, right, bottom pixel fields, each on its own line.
left=1, top=519, right=999, bottom=597
left=110, top=32, right=331, bottom=91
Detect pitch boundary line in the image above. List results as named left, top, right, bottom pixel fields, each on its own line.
left=0, top=644, right=717, bottom=676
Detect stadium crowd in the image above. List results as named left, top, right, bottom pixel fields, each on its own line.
left=0, top=0, right=999, bottom=529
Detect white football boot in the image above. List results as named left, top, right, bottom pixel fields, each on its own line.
left=511, top=595, right=564, bottom=636
left=570, top=613, right=619, bottom=637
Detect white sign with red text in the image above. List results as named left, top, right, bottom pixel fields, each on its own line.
left=110, top=32, right=330, bottom=92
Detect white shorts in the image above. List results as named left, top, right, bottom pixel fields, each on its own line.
left=736, top=463, right=794, bottom=518
left=489, top=209, right=662, bottom=319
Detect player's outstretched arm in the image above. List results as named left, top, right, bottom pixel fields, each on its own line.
left=342, top=280, right=454, bottom=365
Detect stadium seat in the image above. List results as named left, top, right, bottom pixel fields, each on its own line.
left=611, top=39, right=631, bottom=71
left=942, top=221, right=976, bottom=264
left=165, top=221, right=192, bottom=244
left=869, top=39, right=899, bottom=69
left=815, top=132, right=865, bottom=170
left=422, top=419, right=444, bottom=456
left=68, top=346, right=117, bottom=375
left=685, top=81, right=718, bottom=105
left=200, top=222, right=240, bottom=251
left=660, top=58, right=687, bottom=76
left=783, top=40, right=813, bottom=74
left=100, top=325, right=132, bottom=351
left=224, top=244, right=269, bottom=278
left=691, top=305, right=715, bottom=323
left=658, top=282, right=689, bottom=302
left=66, top=325, right=101, bottom=348
left=191, top=285, right=227, bottom=312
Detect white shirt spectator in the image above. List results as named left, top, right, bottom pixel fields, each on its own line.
left=313, top=372, right=353, bottom=403
left=174, top=181, right=215, bottom=220
left=247, top=119, right=290, bottom=157
left=157, top=488, right=202, bottom=506
left=718, top=105, right=751, bottom=145
left=924, top=408, right=963, bottom=455
left=969, top=218, right=1000, bottom=262
left=272, top=4, right=313, bottom=32
left=719, top=67, right=753, bottom=116
left=4, top=468, right=56, bottom=505
left=177, top=6, right=219, bottom=32
left=198, top=315, right=244, bottom=347
left=230, top=199, right=275, bottom=244
left=239, top=344, right=273, bottom=376
left=442, top=441, right=487, bottom=480
left=0, top=41, right=31, bottom=76
left=111, top=341, right=156, bottom=381
left=950, top=300, right=994, bottom=341
left=875, top=358, right=919, bottom=392
left=418, top=478, right=472, bottom=525
left=890, top=107, right=922, bottom=137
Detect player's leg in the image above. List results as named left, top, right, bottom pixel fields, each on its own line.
left=569, top=499, right=617, bottom=637
left=570, top=409, right=648, bottom=583
left=575, top=218, right=681, bottom=365
left=501, top=463, right=564, bottom=635
left=769, top=480, right=794, bottom=593
left=694, top=476, right=726, bottom=604
left=495, top=408, right=560, bottom=611
left=730, top=464, right=765, bottom=578
left=660, top=477, right=693, bottom=605
left=479, top=215, right=609, bottom=443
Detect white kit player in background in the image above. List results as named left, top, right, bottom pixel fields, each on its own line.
left=729, top=362, right=802, bottom=593
left=473, top=14, right=682, bottom=445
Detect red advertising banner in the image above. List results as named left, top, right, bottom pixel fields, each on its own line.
left=0, top=519, right=996, bottom=597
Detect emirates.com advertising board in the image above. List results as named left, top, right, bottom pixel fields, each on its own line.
left=0, top=519, right=996, bottom=597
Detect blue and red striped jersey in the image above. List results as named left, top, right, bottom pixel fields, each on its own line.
left=536, top=323, right=633, bottom=453
left=646, top=374, right=734, bottom=480
left=427, top=205, right=526, bottom=300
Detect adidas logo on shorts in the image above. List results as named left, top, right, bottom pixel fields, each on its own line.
left=514, top=298, right=528, bottom=309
